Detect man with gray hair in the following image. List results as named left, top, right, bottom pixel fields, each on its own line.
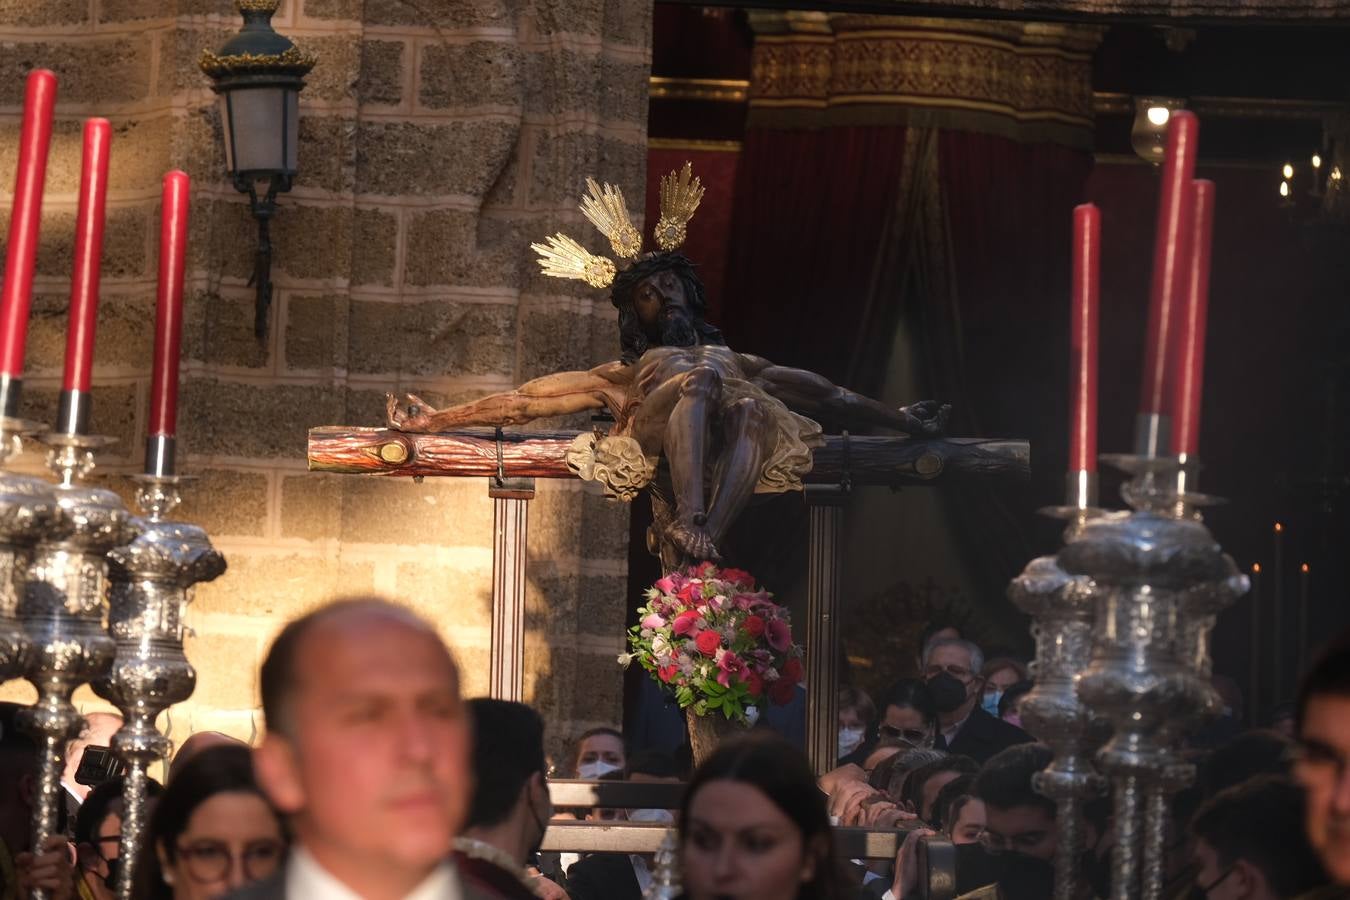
left=921, top=636, right=1030, bottom=764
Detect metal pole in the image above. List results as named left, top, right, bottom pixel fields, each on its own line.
left=488, top=476, right=533, bottom=702
left=805, top=484, right=845, bottom=775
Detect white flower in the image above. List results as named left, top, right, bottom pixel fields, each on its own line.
left=617, top=653, right=634, bottom=667
left=652, top=635, right=671, bottom=656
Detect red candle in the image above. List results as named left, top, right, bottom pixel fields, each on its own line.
left=62, top=118, right=112, bottom=393
left=0, top=69, right=58, bottom=378
left=1070, top=203, right=1100, bottom=473
left=149, top=171, right=190, bottom=437
left=1139, top=110, right=1199, bottom=419
left=1169, top=179, right=1215, bottom=457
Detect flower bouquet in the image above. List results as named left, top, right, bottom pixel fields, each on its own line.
left=620, top=562, right=803, bottom=760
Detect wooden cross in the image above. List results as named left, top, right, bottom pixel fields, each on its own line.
left=308, top=426, right=1029, bottom=772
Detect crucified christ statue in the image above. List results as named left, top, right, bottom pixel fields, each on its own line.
left=387, top=253, right=948, bottom=572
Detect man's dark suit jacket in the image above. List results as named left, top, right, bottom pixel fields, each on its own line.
left=452, top=852, right=537, bottom=900
left=565, top=852, right=642, bottom=900
left=940, top=706, right=1033, bottom=764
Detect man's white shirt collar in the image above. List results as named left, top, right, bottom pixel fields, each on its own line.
left=287, top=845, right=463, bottom=900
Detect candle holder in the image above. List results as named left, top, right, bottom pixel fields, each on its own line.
left=17, top=430, right=139, bottom=877
left=1063, top=454, right=1246, bottom=900
left=0, top=415, right=56, bottom=684
left=644, top=829, right=682, bottom=900
left=1009, top=492, right=1111, bottom=900
left=95, top=474, right=224, bottom=900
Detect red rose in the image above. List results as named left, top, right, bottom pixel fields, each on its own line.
left=658, top=664, right=679, bottom=683
left=672, top=610, right=701, bottom=636
left=695, top=561, right=717, bottom=577
left=781, top=656, right=804, bottom=684
left=720, top=567, right=754, bottom=588
left=769, top=679, right=797, bottom=706
left=695, top=630, right=722, bottom=656
left=742, top=615, right=766, bottom=638
left=743, top=671, right=764, bottom=698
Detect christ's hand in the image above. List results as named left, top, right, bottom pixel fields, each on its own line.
left=898, top=400, right=950, bottom=436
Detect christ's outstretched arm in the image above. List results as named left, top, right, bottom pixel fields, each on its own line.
left=387, top=361, right=629, bottom=432
left=748, top=359, right=949, bottom=436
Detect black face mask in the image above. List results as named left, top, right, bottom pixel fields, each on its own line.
left=927, top=672, right=969, bottom=713
left=102, top=856, right=121, bottom=892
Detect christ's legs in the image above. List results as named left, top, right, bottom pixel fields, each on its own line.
left=662, top=366, right=722, bottom=560
left=704, top=397, right=772, bottom=546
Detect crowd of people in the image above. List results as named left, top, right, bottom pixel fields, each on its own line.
left=2, top=597, right=1350, bottom=900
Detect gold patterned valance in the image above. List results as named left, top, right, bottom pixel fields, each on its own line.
left=747, top=15, right=1103, bottom=146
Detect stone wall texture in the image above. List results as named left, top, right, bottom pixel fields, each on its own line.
left=0, top=0, right=650, bottom=762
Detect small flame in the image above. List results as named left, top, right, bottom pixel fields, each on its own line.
left=1146, top=106, right=1171, bottom=127
left=1252, top=563, right=1262, bottom=573
left=1274, top=522, right=1284, bottom=533
left=1312, top=153, right=1323, bottom=169
left=1282, top=162, right=1295, bottom=179
left=1301, top=563, right=1310, bottom=573
left=1280, top=181, right=1291, bottom=198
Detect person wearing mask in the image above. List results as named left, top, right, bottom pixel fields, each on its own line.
left=231, top=597, right=492, bottom=900
left=573, top=728, right=625, bottom=779
left=74, top=775, right=165, bottom=900
left=921, top=638, right=1030, bottom=764
left=566, top=753, right=679, bottom=900
left=134, top=745, right=284, bottom=900
left=996, top=682, right=1033, bottom=732
left=455, top=700, right=566, bottom=900
left=978, top=659, right=1027, bottom=719
left=838, top=688, right=875, bottom=762
left=1189, top=776, right=1329, bottom=900
left=679, top=734, right=850, bottom=900
left=876, top=681, right=938, bottom=749
left=1293, top=629, right=1350, bottom=892
left=914, top=623, right=961, bottom=675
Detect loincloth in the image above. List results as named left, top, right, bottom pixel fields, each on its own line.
left=564, top=378, right=824, bottom=500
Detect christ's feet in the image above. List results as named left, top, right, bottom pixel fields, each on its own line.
left=669, top=517, right=721, bottom=562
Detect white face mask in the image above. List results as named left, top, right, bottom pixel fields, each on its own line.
left=627, top=807, right=675, bottom=824
left=838, top=725, right=866, bottom=758
left=577, top=760, right=622, bottom=779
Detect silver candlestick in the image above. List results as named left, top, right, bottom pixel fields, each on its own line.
left=96, top=468, right=225, bottom=900
left=0, top=415, right=57, bottom=684
left=17, top=430, right=139, bottom=894
left=1009, top=469, right=1109, bottom=900
left=644, top=828, right=682, bottom=900
left=1065, top=455, right=1246, bottom=900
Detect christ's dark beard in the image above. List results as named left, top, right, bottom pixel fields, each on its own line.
left=659, top=309, right=697, bottom=347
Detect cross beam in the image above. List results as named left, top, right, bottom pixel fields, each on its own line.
left=306, top=427, right=1030, bottom=486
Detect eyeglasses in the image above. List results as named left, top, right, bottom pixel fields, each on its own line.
left=924, top=664, right=975, bottom=682
left=878, top=725, right=933, bottom=746
left=978, top=830, right=1048, bottom=855
left=176, top=840, right=285, bottom=884
left=1196, top=865, right=1236, bottom=897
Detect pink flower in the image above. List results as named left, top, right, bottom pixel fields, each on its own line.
left=716, top=652, right=744, bottom=687
left=733, top=594, right=756, bottom=610
left=742, top=615, right=766, bottom=638
left=641, top=613, right=666, bottom=630
left=695, top=561, right=717, bottom=577
left=766, top=618, right=792, bottom=652
left=672, top=610, right=701, bottom=636
left=695, top=630, right=721, bottom=656
left=655, top=577, right=676, bottom=594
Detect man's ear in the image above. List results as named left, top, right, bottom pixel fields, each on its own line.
left=253, top=734, right=305, bottom=815
left=799, top=833, right=828, bottom=883
left=1232, top=859, right=1264, bottom=899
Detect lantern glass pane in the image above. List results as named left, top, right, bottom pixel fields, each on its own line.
left=285, top=90, right=299, bottom=172
left=227, top=86, right=287, bottom=174
left=218, top=95, right=236, bottom=173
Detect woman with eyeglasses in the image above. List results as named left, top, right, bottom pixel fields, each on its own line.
left=876, top=679, right=938, bottom=748
left=134, top=744, right=287, bottom=900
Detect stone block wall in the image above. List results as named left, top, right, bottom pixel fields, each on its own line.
left=0, top=0, right=650, bottom=762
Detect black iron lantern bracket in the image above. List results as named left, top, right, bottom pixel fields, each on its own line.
left=200, top=0, right=316, bottom=341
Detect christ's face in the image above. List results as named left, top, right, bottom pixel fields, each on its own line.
left=633, top=269, right=696, bottom=346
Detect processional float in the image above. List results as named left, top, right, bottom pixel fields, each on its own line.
left=1013, top=110, right=1248, bottom=900
left=0, top=70, right=225, bottom=900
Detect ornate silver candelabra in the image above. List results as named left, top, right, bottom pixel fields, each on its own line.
left=96, top=461, right=225, bottom=900
left=1063, top=456, right=1246, bottom=900
left=1009, top=472, right=1108, bottom=900
left=17, top=430, right=139, bottom=886
left=643, top=829, right=682, bottom=900
left=0, top=416, right=57, bottom=684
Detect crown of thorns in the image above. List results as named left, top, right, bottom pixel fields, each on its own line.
left=530, top=162, right=705, bottom=289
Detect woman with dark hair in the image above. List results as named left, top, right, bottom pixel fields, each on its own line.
left=133, top=744, right=286, bottom=900
left=678, top=733, right=849, bottom=900
left=877, top=679, right=938, bottom=747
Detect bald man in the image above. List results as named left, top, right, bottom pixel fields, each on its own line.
left=230, top=598, right=492, bottom=900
